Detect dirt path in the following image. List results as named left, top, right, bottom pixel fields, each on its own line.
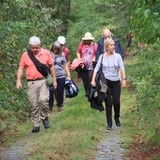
left=95, top=128, right=124, bottom=160
left=0, top=132, right=35, bottom=160
left=0, top=123, right=128, bottom=160
left=95, top=119, right=129, bottom=160
left=0, top=117, right=129, bottom=160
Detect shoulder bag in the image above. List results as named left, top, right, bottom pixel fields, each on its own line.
left=27, top=50, right=53, bottom=86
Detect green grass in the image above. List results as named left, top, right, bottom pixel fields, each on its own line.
left=2, top=79, right=140, bottom=160
left=120, top=88, right=137, bottom=148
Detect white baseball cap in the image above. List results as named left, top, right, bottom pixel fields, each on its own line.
left=57, top=36, right=66, bottom=45
left=28, top=36, right=41, bottom=45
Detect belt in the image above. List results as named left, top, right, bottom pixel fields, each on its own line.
left=27, top=78, right=45, bottom=81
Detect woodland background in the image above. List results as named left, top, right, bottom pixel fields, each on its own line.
left=0, top=0, right=160, bottom=159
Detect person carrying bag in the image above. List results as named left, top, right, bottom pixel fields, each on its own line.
left=27, top=49, right=53, bottom=86
left=16, top=36, right=57, bottom=133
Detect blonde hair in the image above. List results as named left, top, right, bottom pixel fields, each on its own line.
left=104, top=39, right=114, bottom=50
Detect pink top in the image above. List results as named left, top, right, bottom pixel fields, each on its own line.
left=62, top=46, right=70, bottom=62
left=77, top=42, right=97, bottom=70
left=19, top=48, right=52, bottom=80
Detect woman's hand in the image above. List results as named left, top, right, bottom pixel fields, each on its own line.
left=66, top=76, right=71, bottom=80
left=91, top=80, right=96, bottom=87
left=91, top=71, right=97, bottom=87
left=53, top=80, right=57, bottom=89
left=121, top=79, right=126, bottom=88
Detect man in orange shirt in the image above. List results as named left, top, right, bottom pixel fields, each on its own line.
left=16, top=36, right=57, bottom=133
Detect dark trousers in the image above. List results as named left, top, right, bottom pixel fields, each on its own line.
left=105, top=80, right=121, bottom=125
left=77, top=68, right=93, bottom=96
left=49, top=78, right=66, bottom=108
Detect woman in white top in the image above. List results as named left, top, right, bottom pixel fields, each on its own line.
left=91, top=39, right=126, bottom=130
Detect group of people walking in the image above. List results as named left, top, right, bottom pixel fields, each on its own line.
left=16, top=36, right=71, bottom=133
left=75, top=29, right=126, bottom=130
left=16, top=28, right=126, bottom=133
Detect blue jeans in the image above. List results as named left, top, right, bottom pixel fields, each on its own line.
left=49, top=78, right=66, bottom=108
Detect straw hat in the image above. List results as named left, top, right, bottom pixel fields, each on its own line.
left=82, top=32, right=94, bottom=40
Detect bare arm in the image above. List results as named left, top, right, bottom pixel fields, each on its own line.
left=66, top=60, right=70, bottom=69
left=16, top=66, right=24, bottom=89
left=77, top=52, right=81, bottom=61
left=91, top=70, right=97, bottom=87
left=121, top=70, right=126, bottom=88
left=50, top=65, right=57, bottom=88
left=64, top=63, right=71, bottom=80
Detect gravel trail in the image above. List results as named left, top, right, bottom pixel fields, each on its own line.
left=95, top=125, right=129, bottom=160
left=0, top=132, right=35, bottom=160
left=0, top=123, right=128, bottom=160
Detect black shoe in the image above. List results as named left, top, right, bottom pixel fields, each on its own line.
left=115, top=119, right=121, bottom=127
left=32, top=126, right=40, bottom=133
left=49, top=107, right=52, bottom=111
left=106, top=123, right=112, bottom=130
left=42, top=117, right=50, bottom=129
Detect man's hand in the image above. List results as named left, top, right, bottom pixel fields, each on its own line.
left=16, top=80, right=22, bottom=89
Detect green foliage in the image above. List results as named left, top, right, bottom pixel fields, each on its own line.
left=126, top=39, right=160, bottom=145
left=115, top=0, right=160, bottom=44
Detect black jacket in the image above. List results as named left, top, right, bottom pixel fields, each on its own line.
left=89, top=72, right=108, bottom=112
left=89, top=87, right=104, bottom=112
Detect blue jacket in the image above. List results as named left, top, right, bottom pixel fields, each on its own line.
left=96, top=37, right=124, bottom=61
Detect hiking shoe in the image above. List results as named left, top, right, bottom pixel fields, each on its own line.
left=49, top=107, right=52, bottom=111
left=32, top=126, right=40, bottom=133
left=57, top=107, right=63, bottom=112
left=115, top=119, right=121, bottom=127
left=106, top=123, right=112, bottom=130
left=42, top=117, right=50, bottom=129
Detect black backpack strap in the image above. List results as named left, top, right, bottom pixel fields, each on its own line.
left=100, top=54, right=103, bottom=71
left=27, top=49, right=41, bottom=68
left=27, top=49, right=50, bottom=78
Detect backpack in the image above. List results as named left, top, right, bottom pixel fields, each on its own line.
left=65, top=79, right=79, bottom=98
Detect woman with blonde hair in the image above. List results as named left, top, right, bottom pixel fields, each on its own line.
left=91, top=39, right=126, bottom=130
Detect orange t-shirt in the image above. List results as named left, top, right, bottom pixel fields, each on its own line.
left=19, top=48, right=52, bottom=80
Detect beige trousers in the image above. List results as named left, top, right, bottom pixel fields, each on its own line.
left=27, top=79, right=49, bottom=127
